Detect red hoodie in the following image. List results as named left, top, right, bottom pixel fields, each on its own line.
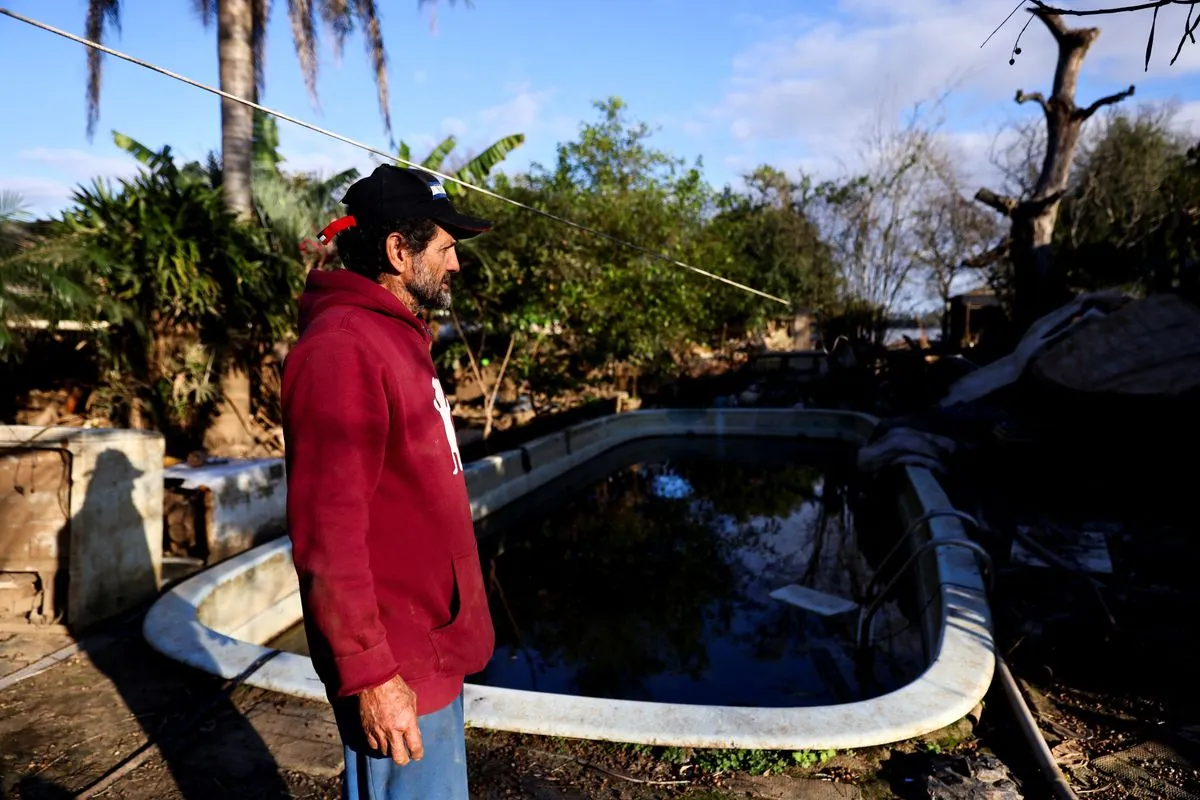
left=281, top=269, right=494, bottom=716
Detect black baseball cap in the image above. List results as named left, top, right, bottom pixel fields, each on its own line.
left=316, top=165, right=492, bottom=245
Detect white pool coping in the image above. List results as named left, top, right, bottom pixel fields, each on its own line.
left=143, top=409, right=994, bottom=750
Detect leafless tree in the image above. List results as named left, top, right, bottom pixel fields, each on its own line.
left=989, top=117, right=1046, bottom=201
left=816, top=104, right=947, bottom=337
left=975, top=8, right=1135, bottom=329
left=912, top=151, right=1003, bottom=340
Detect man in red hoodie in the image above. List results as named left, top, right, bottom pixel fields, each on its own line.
left=282, top=165, right=496, bottom=799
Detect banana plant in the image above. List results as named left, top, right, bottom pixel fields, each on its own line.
left=397, top=133, right=525, bottom=196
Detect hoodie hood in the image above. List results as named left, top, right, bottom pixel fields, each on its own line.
left=297, top=269, right=430, bottom=342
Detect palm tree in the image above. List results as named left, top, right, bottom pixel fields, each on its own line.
left=84, top=0, right=464, bottom=219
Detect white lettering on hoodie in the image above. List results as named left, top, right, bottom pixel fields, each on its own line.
left=431, top=377, right=463, bottom=475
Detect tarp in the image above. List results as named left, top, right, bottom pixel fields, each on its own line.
left=1030, top=293, right=1200, bottom=397
left=938, top=291, right=1129, bottom=408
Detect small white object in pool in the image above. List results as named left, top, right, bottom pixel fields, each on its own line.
left=770, top=584, right=859, bottom=616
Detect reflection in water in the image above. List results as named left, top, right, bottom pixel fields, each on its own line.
left=467, top=437, right=924, bottom=707
left=268, top=437, right=925, bottom=708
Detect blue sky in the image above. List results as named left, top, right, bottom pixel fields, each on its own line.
left=3, top=0, right=1200, bottom=219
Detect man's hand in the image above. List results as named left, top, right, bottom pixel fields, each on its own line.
left=359, top=675, right=424, bottom=765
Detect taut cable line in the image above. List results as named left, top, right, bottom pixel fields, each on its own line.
left=0, top=7, right=791, bottom=307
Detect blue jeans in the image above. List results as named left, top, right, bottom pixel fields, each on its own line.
left=341, top=693, right=468, bottom=799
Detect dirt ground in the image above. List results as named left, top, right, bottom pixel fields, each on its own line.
left=5, top=508, right=1199, bottom=799
left=0, top=619, right=899, bottom=799
left=4, top=546, right=1198, bottom=799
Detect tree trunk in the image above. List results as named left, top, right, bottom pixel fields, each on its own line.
left=205, top=0, right=258, bottom=454
left=975, top=9, right=1134, bottom=332
left=204, top=365, right=256, bottom=456
left=940, top=286, right=952, bottom=344
left=218, top=0, right=254, bottom=219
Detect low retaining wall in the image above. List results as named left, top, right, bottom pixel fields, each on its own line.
left=164, top=458, right=288, bottom=563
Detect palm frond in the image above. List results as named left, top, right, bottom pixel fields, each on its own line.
left=288, top=0, right=320, bottom=104
left=113, top=131, right=160, bottom=168
left=449, top=133, right=525, bottom=195
left=85, top=0, right=122, bottom=140
left=352, top=0, right=393, bottom=142
left=0, top=191, right=30, bottom=224
left=421, top=136, right=457, bottom=172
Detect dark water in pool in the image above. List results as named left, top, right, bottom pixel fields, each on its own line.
left=270, top=436, right=925, bottom=707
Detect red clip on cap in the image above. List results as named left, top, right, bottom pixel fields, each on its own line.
left=316, top=215, right=357, bottom=245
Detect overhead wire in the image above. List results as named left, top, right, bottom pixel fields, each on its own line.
left=0, top=7, right=791, bottom=307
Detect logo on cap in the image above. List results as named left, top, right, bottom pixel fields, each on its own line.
left=428, top=179, right=447, bottom=199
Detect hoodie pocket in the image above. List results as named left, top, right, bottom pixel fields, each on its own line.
left=428, top=548, right=495, bottom=676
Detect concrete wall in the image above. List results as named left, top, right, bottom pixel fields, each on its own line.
left=0, top=426, right=164, bottom=630
left=165, top=458, right=287, bottom=563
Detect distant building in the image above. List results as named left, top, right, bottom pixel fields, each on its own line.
left=948, top=290, right=1004, bottom=350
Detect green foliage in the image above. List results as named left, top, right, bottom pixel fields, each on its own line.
left=704, top=166, right=840, bottom=328
left=690, top=747, right=834, bottom=775
left=0, top=193, right=119, bottom=362
left=14, top=132, right=301, bottom=449
left=794, top=749, right=839, bottom=769
left=249, top=112, right=359, bottom=267
left=396, top=132, right=526, bottom=195
left=1055, top=106, right=1200, bottom=298
left=451, top=97, right=834, bottom=401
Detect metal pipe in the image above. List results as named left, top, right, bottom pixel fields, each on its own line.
left=995, top=656, right=1079, bottom=800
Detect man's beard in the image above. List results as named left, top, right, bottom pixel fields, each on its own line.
left=407, top=256, right=451, bottom=310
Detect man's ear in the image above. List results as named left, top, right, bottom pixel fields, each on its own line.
left=384, top=232, right=411, bottom=276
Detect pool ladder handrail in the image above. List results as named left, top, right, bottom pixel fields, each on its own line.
left=856, top=509, right=994, bottom=651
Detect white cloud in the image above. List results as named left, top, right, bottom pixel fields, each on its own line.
left=441, top=117, right=468, bottom=138
left=1174, top=100, right=1200, bottom=135
left=3, top=147, right=146, bottom=216
left=479, top=83, right=555, bottom=133
left=0, top=176, right=77, bottom=217
left=693, top=0, right=1200, bottom=179
left=18, top=147, right=139, bottom=181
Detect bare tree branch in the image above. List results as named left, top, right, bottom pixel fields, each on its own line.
left=1075, top=84, right=1136, bottom=121
left=1171, top=2, right=1200, bottom=64
left=963, top=238, right=1012, bottom=269
left=1027, top=0, right=1196, bottom=18
left=975, top=188, right=1019, bottom=216
left=1012, top=1, right=1200, bottom=72
left=1032, top=6, right=1072, bottom=41
left=1015, top=89, right=1050, bottom=116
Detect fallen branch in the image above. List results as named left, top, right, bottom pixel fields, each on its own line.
left=449, top=311, right=518, bottom=441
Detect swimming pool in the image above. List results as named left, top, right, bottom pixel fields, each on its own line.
left=144, top=409, right=994, bottom=750
left=270, top=435, right=924, bottom=707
